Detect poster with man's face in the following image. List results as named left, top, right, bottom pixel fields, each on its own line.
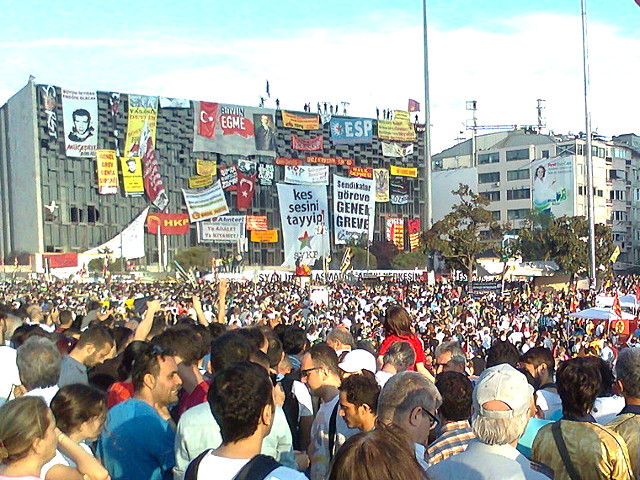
left=62, top=89, right=98, bottom=157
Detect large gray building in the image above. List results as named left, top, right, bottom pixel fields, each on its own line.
left=0, top=79, right=427, bottom=267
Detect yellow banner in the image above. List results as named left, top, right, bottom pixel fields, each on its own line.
left=281, top=111, right=320, bottom=130
left=189, top=174, right=213, bottom=189
left=251, top=229, right=279, bottom=243
left=196, top=158, right=217, bottom=176
left=377, top=110, right=417, bottom=141
left=96, top=150, right=119, bottom=194
left=120, top=156, right=144, bottom=195
left=390, top=165, right=418, bottom=177
left=124, top=95, right=158, bottom=157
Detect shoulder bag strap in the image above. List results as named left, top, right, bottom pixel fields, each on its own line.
left=551, top=421, right=580, bottom=480
left=184, top=448, right=212, bottom=480
left=233, top=454, right=281, bottom=480
left=328, top=401, right=340, bottom=461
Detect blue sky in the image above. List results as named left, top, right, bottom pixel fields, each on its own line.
left=1, top=0, right=639, bottom=152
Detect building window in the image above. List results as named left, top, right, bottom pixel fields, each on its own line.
left=491, top=211, right=501, bottom=221
left=506, top=169, right=530, bottom=181
left=542, top=149, right=550, bottom=159
left=478, top=172, right=500, bottom=184
left=87, top=206, right=100, bottom=223
left=506, top=148, right=530, bottom=161
left=592, top=146, right=606, bottom=158
left=597, top=190, right=604, bottom=197
left=478, top=152, right=500, bottom=164
left=613, top=211, right=627, bottom=222
left=507, top=188, right=531, bottom=200
left=507, top=209, right=529, bottom=220
left=480, top=191, right=501, bottom=201
left=610, top=190, right=625, bottom=201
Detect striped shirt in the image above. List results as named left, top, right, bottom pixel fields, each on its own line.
left=426, top=420, right=476, bottom=467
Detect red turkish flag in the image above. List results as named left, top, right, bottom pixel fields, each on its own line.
left=236, top=171, right=257, bottom=210
left=612, top=293, right=623, bottom=320
left=198, top=102, right=218, bottom=139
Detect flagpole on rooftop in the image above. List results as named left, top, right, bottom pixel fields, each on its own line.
left=581, top=0, right=597, bottom=288
left=422, top=0, right=433, bottom=230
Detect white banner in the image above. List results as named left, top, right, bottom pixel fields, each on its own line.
left=197, top=215, right=246, bottom=243
left=284, top=165, right=329, bottom=185
left=85, top=207, right=149, bottom=259
left=277, top=183, right=329, bottom=267
left=62, top=89, right=98, bottom=157
left=333, top=175, right=375, bottom=245
left=182, top=180, right=230, bottom=223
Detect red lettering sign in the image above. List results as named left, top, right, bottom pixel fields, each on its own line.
left=147, top=213, right=190, bottom=235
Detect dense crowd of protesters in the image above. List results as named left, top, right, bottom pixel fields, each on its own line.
left=0, top=274, right=639, bottom=480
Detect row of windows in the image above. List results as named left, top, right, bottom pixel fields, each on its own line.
left=478, top=149, right=551, bottom=164
left=479, top=169, right=532, bottom=183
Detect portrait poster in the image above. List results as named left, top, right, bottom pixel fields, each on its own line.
left=193, top=102, right=276, bottom=157
left=182, top=181, right=230, bottom=223
left=333, top=175, right=375, bottom=245
left=277, top=183, right=329, bottom=267
left=62, top=89, right=98, bottom=157
left=95, top=150, right=119, bottom=195
left=531, top=155, right=575, bottom=217
left=374, top=169, right=390, bottom=202
left=120, top=156, right=144, bottom=196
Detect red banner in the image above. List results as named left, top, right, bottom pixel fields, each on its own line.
left=306, top=156, right=355, bottom=166
left=237, top=171, right=257, bottom=210
left=292, top=134, right=323, bottom=151
left=43, top=253, right=78, bottom=269
left=198, top=102, right=218, bottom=139
left=146, top=213, right=190, bottom=235
left=220, top=113, right=254, bottom=138
left=408, top=218, right=421, bottom=251
left=142, top=146, right=168, bottom=210
left=276, top=157, right=303, bottom=166
left=246, top=215, right=268, bottom=231
left=348, top=167, right=373, bottom=179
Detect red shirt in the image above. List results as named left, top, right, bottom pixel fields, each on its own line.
left=177, top=380, right=210, bottom=417
left=378, top=334, right=427, bottom=370
left=107, top=381, right=134, bottom=409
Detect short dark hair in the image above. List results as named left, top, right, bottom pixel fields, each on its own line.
left=131, top=343, right=175, bottom=392
left=383, top=341, right=416, bottom=371
left=236, top=327, right=266, bottom=352
left=153, top=327, right=202, bottom=366
left=282, top=326, right=307, bottom=355
left=557, top=357, right=601, bottom=418
left=520, top=347, right=555, bottom=376
left=210, top=331, right=252, bottom=372
left=266, top=336, right=283, bottom=369
left=435, top=371, right=473, bottom=422
left=340, top=373, right=380, bottom=411
left=72, top=108, right=91, bottom=121
left=76, top=326, right=114, bottom=351
left=208, top=361, right=274, bottom=444
left=307, top=343, right=340, bottom=376
left=616, top=347, right=640, bottom=398
left=486, top=341, right=519, bottom=368
left=51, top=384, right=106, bottom=435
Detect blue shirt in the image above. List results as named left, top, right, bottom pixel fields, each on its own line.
left=98, top=398, right=175, bottom=480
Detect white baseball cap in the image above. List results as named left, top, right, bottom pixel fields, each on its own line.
left=474, top=364, right=533, bottom=419
left=338, top=349, right=377, bottom=375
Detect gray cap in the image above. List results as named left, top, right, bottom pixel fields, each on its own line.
left=474, top=364, right=534, bottom=419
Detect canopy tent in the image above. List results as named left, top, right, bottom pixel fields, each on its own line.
left=595, top=294, right=637, bottom=309
left=569, top=307, right=635, bottom=321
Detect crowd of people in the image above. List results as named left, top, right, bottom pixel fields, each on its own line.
left=0, top=274, right=638, bottom=480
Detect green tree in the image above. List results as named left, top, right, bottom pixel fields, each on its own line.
left=423, top=184, right=503, bottom=283
left=329, top=246, right=377, bottom=270
left=174, top=247, right=212, bottom=269
left=391, top=251, right=427, bottom=270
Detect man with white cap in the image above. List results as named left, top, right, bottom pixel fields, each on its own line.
left=338, top=349, right=377, bottom=378
left=428, top=364, right=552, bottom=479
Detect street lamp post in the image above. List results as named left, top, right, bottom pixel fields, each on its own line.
left=422, top=0, right=433, bottom=230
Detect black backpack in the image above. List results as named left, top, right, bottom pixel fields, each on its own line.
left=185, top=451, right=280, bottom=480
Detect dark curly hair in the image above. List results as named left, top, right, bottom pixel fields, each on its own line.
left=435, top=371, right=473, bottom=421
left=340, top=372, right=381, bottom=411
left=557, top=357, right=601, bottom=418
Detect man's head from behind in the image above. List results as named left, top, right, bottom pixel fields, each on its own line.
left=435, top=371, right=473, bottom=423
left=73, top=327, right=114, bottom=367
left=615, top=347, right=640, bottom=400
left=472, top=364, right=534, bottom=446
left=485, top=341, right=519, bottom=369
left=377, top=371, right=442, bottom=445
left=208, top=361, right=274, bottom=444
left=382, top=341, right=416, bottom=374
left=210, top=331, right=252, bottom=372
left=557, top=357, right=601, bottom=418
left=131, top=343, right=182, bottom=407
left=16, top=337, right=61, bottom=391
left=339, top=373, right=380, bottom=431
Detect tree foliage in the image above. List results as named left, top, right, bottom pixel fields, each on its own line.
left=423, top=184, right=503, bottom=281
left=174, top=247, right=212, bottom=269
left=391, top=251, right=427, bottom=270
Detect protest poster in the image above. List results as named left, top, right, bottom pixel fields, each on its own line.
left=284, top=165, right=329, bottom=185
left=333, top=175, right=375, bottom=245
left=330, top=117, right=373, bottom=144
left=96, top=150, right=119, bottom=194
left=196, top=158, right=217, bottom=176
left=258, top=163, right=274, bottom=186
left=197, top=215, right=246, bottom=243
left=182, top=181, right=229, bottom=222
left=62, top=89, right=98, bottom=157
left=377, top=111, right=417, bottom=141
left=374, top=169, right=390, bottom=202
left=281, top=111, right=320, bottom=130
left=386, top=217, right=405, bottom=251
left=146, top=213, right=190, bottom=234
left=292, top=134, right=324, bottom=151
left=120, top=157, right=144, bottom=196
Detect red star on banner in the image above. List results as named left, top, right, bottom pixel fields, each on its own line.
left=298, top=230, right=314, bottom=249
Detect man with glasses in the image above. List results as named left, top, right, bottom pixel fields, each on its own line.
left=428, top=364, right=552, bottom=479
left=300, top=344, right=357, bottom=480
left=377, top=371, right=442, bottom=471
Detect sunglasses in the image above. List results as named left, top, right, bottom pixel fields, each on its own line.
left=300, top=367, right=322, bottom=378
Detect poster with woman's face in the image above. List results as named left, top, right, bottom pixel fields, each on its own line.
left=531, top=156, right=575, bottom=217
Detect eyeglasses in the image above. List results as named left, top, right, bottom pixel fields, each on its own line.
left=420, top=406, right=440, bottom=430
left=300, top=367, right=322, bottom=378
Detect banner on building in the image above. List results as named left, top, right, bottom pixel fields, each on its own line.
left=277, top=183, right=329, bottom=267
left=124, top=95, right=158, bottom=157
left=251, top=230, right=279, bottom=243
left=219, top=166, right=238, bottom=191
left=85, top=207, right=149, bottom=259
left=142, top=144, right=168, bottom=210
left=146, top=213, right=190, bottom=235
left=189, top=174, right=213, bottom=189
left=348, top=167, right=373, bottom=179
left=408, top=218, right=421, bottom=251
left=284, top=165, right=329, bottom=185
left=96, top=150, right=119, bottom=194
left=377, top=111, right=417, bottom=141
left=306, top=156, right=355, bottom=167
left=182, top=181, right=230, bottom=222
left=246, top=215, right=268, bottom=231
left=390, top=176, right=409, bottom=205
left=258, top=163, right=274, bottom=186
left=374, top=169, right=390, bottom=202
left=382, top=142, right=414, bottom=158
left=43, top=253, right=78, bottom=269
left=276, top=157, right=303, bottom=166
left=197, top=215, right=246, bottom=243
left=330, top=118, right=373, bottom=144
left=386, top=217, right=405, bottom=251
left=120, top=157, right=144, bottom=196
left=196, top=158, right=217, bottom=176
left=333, top=175, right=375, bottom=245
left=281, top=111, right=320, bottom=130
left=531, top=155, right=575, bottom=217
left=159, top=97, right=190, bottom=108
left=237, top=159, right=258, bottom=210
left=62, top=89, right=98, bottom=157
left=40, top=85, right=58, bottom=139
left=194, top=102, right=277, bottom=156
left=292, top=134, right=323, bottom=151
left=390, top=165, right=418, bottom=177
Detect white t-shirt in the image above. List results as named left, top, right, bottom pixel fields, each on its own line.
left=375, top=371, right=394, bottom=388
left=195, top=451, right=307, bottom=480
left=536, top=389, right=562, bottom=420
left=0, top=346, right=19, bottom=406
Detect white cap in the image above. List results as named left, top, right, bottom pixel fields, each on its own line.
left=473, top=364, right=533, bottom=419
left=338, top=349, right=377, bottom=375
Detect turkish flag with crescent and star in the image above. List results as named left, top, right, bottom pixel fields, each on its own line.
left=236, top=170, right=257, bottom=210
